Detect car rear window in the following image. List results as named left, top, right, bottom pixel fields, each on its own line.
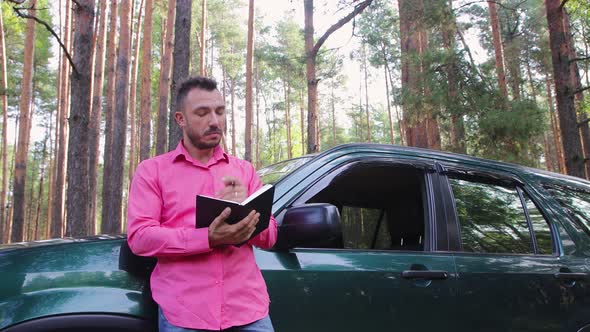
left=544, top=184, right=590, bottom=238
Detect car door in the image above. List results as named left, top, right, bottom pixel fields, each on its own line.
left=439, top=165, right=573, bottom=331
left=539, top=181, right=590, bottom=331
left=263, top=158, right=458, bottom=332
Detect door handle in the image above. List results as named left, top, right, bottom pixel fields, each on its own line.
left=401, top=270, right=449, bottom=280
left=554, top=272, right=589, bottom=281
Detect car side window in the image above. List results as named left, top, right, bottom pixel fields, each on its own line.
left=544, top=184, right=590, bottom=238
left=340, top=206, right=392, bottom=250
left=303, top=162, right=428, bottom=251
left=448, top=177, right=533, bottom=254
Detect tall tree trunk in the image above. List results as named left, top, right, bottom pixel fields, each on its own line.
left=88, top=0, right=108, bottom=235
left=0, top=4, right=8, bottom=242
left=231, top=76, right=236, bottom=156
left=100, top=0, right=118, bottom=233
left=33, top=136, right=48, bottom=240
left=139, top=0, right=153, bottom=162
left=547, top=75, right=565, bottom=173
left=300, top=89, right=305, bottom=152
left=504, top=32, right=521, bottom=100
left=362, top=44, right=371, bottom=142
left=545, top=0, right=585, bottom=178
left=169, top=0, right=191, bottom=151
left=304, top=0, right=373, bottom=153
left=284, top=81, right=292, bottom=159
left=66, top=0, right=95, bottom=237
left=156, top=0, right=175, bottom=155
left=200, top=0, right=206, bottom=75
left=244, top=0, right=254, bottom=162
left=488, top=0, right=509, bottom=98
left=564, top=12, right=590, bottom=179
left=442, top=0, right=465, bottom=153
left=255, top=67, right=261, bottom=168
left=104, top=0, right=131, bottom=234
left=304, top=0, right=318, bottom=152
left=129, top=0, right=145, bottom=182
left=331, top=80, right=337, bottom=145
left=11, top=0, right=37, bottom=243
left=52, top=0, right=72, bottom=239
left=399, top=0, right=428, bottom=148
left=383, top=64, right=394, bottom=144
left=544, top=134, right=554, bottom=172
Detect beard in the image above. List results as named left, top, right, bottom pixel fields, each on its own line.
left=186, top=127, right=223, bottom=150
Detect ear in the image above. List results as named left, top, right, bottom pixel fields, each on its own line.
left=174, top=111, right=184, bottom=128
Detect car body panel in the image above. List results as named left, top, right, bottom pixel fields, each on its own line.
left=1, top=143, right=590, bottom=331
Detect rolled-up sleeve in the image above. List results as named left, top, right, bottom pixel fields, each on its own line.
left=127, top=161, right=212, bottom=257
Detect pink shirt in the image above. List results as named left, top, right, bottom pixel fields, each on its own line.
left=127, top=142, right=277, bottom=330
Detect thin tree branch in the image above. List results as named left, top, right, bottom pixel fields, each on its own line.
left=560, top=0, right=569, bottom=10
left=456, top=27, right=493, bottom=91
left=571, top=56, right=590, bottom=63
left=12, top=6, right=79, bottom=76
left=312, top=0, right=373, bottom=57
left=579, top=118, right=590, bottom=127
left=574, top=86, right=590, bottom=95
left=456, top=0, right=525, bottom=12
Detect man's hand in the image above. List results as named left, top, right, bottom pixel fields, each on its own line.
left=208, top=207, right=260, bottom=247
left=217, top=176, right=247, bottom=203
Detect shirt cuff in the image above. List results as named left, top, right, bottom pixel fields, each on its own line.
left=184, top=227, right=214, bottom=254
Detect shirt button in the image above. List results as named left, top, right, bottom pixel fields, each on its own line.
left=215, top=280, right=220, bottom=285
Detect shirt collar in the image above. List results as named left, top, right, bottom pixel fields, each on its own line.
left=172, top=140, right=229, bottom=166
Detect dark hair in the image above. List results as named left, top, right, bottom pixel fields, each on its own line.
left=176, top=76, right=218, bottom=113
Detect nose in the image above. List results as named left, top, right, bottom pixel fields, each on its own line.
left=208, top=113, right=220, bottom=127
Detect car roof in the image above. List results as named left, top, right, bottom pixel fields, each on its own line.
left=312, top=143, right=590, bottom=188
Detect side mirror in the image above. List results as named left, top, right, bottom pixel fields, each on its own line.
left=276, top=203, right=342, bottom=250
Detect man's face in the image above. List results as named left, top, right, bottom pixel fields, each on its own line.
left=175, top=87, right=226, bottom=150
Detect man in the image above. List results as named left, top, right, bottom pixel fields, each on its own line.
left=127, top=76, right=277, bottom=332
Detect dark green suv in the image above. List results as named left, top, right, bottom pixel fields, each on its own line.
left=1, top=143, right=589, bottom=331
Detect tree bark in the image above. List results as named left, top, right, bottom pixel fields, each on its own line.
left=304, top=0, right=373, bottom=153
left=547, top=76, right=565, bottom=173
left=156, top=0, right=175, bottom=155
left=244, top=0, right=254, bottom=162
left=545, top=0, right=585, bottom=178
left=564, top=12, right=590, bottom=179
left=88, top=0, right=108, bottom=235
left=169, top=0, right=191, bottom=151
left=52, top=0, right=72, bottom=239
left=362, top=43, right=371, bottom=142
left=66, top=0, right=95, bottom=237
left=284, top=81, right=292, bottom=159
left=100, top=0, right=118, bottom=233
left=200, top=0, right=206, bottom=75
left=128, top=0, right=145, bottom=182
left=11, top=0, right=37, bottom=243
left=442, top=0, right=465, bottom=153
left=103, top=0, right=131, bottom=234
left=399, top=0, right=428, bottom=148
left=230, top=76, right=236, bottom=156
left=0, top=4, right=8, bottom=242
left=488, top=0, right=509, bottom=98
left=255, top=67, right=261, bottom=168
left=139, top=0, right=153, bottom=162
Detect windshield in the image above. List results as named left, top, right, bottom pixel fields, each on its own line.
left=257, top=156, right=313, bottom=185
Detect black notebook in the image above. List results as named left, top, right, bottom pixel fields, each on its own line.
left=196, top=184, right=274, bottom=245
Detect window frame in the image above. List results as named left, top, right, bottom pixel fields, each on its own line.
left=277, top=157, right=443, bottom=252
left=440, top=165, right=556, bottom=256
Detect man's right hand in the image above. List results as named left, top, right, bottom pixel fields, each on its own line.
left=208, top=208, right=260, bottom=247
